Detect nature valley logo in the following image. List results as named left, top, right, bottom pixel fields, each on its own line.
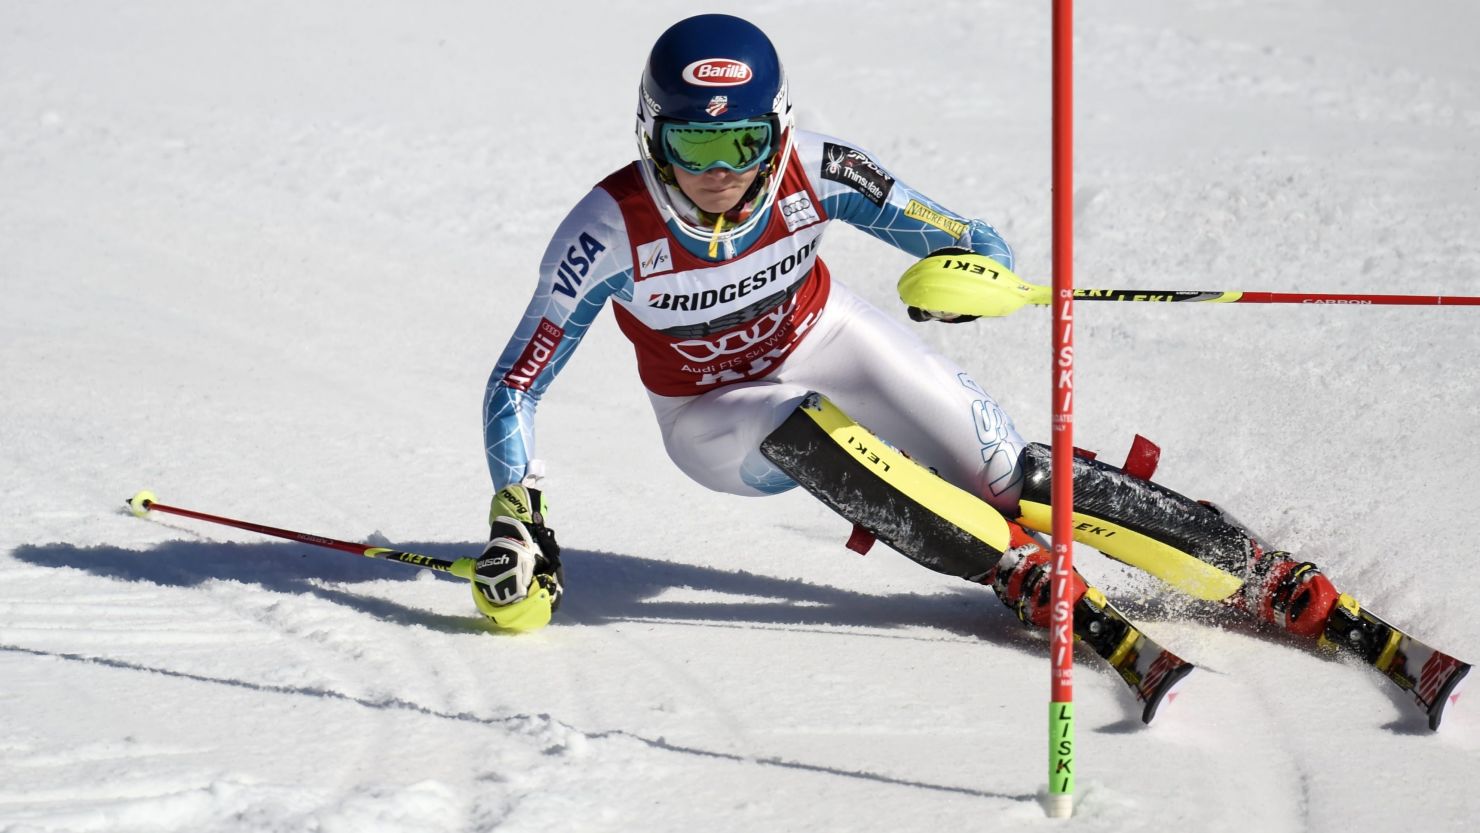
left=636, top=238, right=673, bottom=277
left=904, top=199, right=967, bottom=238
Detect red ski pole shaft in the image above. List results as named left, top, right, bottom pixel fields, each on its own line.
left=1234, top=291, right=1480, bottom=305
left=1067, top=289, right=1480, bottom=305
left=124, top=490, right=473, bottom=576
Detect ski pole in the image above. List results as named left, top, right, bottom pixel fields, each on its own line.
left=124, top=490, right=478, bottom=580
left=1064, top=289, right=1480, bottom=305
left=898, top=255, right=1480, bottom=317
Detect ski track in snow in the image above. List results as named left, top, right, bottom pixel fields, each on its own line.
left=3, top=1, right=1479, bottom=831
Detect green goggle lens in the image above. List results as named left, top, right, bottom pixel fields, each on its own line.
left=662, top=121, right=773, bottom=174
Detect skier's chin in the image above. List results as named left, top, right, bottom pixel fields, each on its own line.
left=673, top=168, right=758, bottom=215
left=683, top=186, right=746, bottom=214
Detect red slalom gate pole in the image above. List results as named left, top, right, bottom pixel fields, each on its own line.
left=1047, top=0, right=1076, bottom=820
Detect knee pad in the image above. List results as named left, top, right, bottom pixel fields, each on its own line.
left=1015, top=442, right=1254, bottom=602
left=760, top=393, right=1013, bottom=579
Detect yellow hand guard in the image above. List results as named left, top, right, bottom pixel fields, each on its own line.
left=897, top=251, right=1049, bottom=318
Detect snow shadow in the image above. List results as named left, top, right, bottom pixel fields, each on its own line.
left=11, top=538, right=1037, bottom=649
left=12, top=537, right=493, bottom=633
left=12, top=540, right=1182, bottom=725
left=558, top=548, right=1033, bottom=640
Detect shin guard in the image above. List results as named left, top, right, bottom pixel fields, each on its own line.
left=759, top=393, right=1013, bottom=580
left=1016, top=442, right=1251, bottom=601
left=1016, top=442, right=1343, bottom=639
left=759, top=399, right=1197, bottom=720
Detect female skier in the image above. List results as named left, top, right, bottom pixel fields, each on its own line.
left=471, top=14, right=1467, bottom=727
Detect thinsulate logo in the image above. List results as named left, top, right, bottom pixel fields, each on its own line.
left=682, top=58, right=753, bottom=87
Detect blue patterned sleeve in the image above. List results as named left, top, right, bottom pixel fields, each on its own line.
left=798, top=131, right=1014, bottom=270
left=484, top=188, right=634, bottom=491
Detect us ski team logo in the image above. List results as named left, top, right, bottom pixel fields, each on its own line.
left=705, top=95, right=729, bottom=117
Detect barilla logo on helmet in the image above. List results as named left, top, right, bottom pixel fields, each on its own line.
left=682, top=58, right=753, bottom=87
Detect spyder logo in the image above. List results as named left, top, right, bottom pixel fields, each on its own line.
left=825, top=147, right=845, bottom=177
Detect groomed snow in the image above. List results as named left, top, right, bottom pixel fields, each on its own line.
left=2, top=2, right=1477, bottom=831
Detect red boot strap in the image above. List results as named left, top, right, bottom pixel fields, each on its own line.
left=1285, top=571, right=1340, bottom=639
left=1123, top=434, right=1161, bottom=481
left=845, top=523, right=876, bottom=555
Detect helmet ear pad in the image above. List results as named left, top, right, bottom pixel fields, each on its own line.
left=646, top=128, right=669, bottom=169
left=644, top=126, right=682, bottom=187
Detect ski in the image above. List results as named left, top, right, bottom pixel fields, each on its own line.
left=1076, top=586, right=1195, bottom=724
left=1322, top=594, right=1471, bottom=730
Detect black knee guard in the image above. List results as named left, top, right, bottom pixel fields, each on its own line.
left=759, top=393, right=1012, bottom=580
left=1016, top=442, right=1258, bottom=602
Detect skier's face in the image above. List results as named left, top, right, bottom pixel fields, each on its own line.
left=672, top=165, right=760, bottom=214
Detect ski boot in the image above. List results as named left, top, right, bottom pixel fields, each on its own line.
left=986, top=525, right=1195, bottom=723
left=1207, top=505, right=1470, bottom=729
left=1237, top=549, right=1343, bottom=639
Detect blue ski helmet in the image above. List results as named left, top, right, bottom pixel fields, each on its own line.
left=641, top=14, right=787, bottom=129
left=635, top=15, right=796, bottom=242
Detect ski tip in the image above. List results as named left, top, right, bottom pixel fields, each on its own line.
left=126, top=490, right=157, bottom=517
left=1141, top=661, right=1195, bottom=725
left=1427, top=661, right=1471, bottom=732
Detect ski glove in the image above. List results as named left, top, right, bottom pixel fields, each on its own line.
left=907, top=306, right=980, bottom=324
left=904, top=246, right=981, bottom=324
left=471, top=484, right=564, bottom=632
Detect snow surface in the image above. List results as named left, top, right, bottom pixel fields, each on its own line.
left=2, top=1, right=1478, bottom=831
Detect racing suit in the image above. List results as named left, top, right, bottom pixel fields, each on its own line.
left=484, top=129, right=1026, bottom=510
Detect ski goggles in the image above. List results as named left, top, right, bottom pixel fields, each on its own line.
left=660, top=118, right=774, bottom=174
